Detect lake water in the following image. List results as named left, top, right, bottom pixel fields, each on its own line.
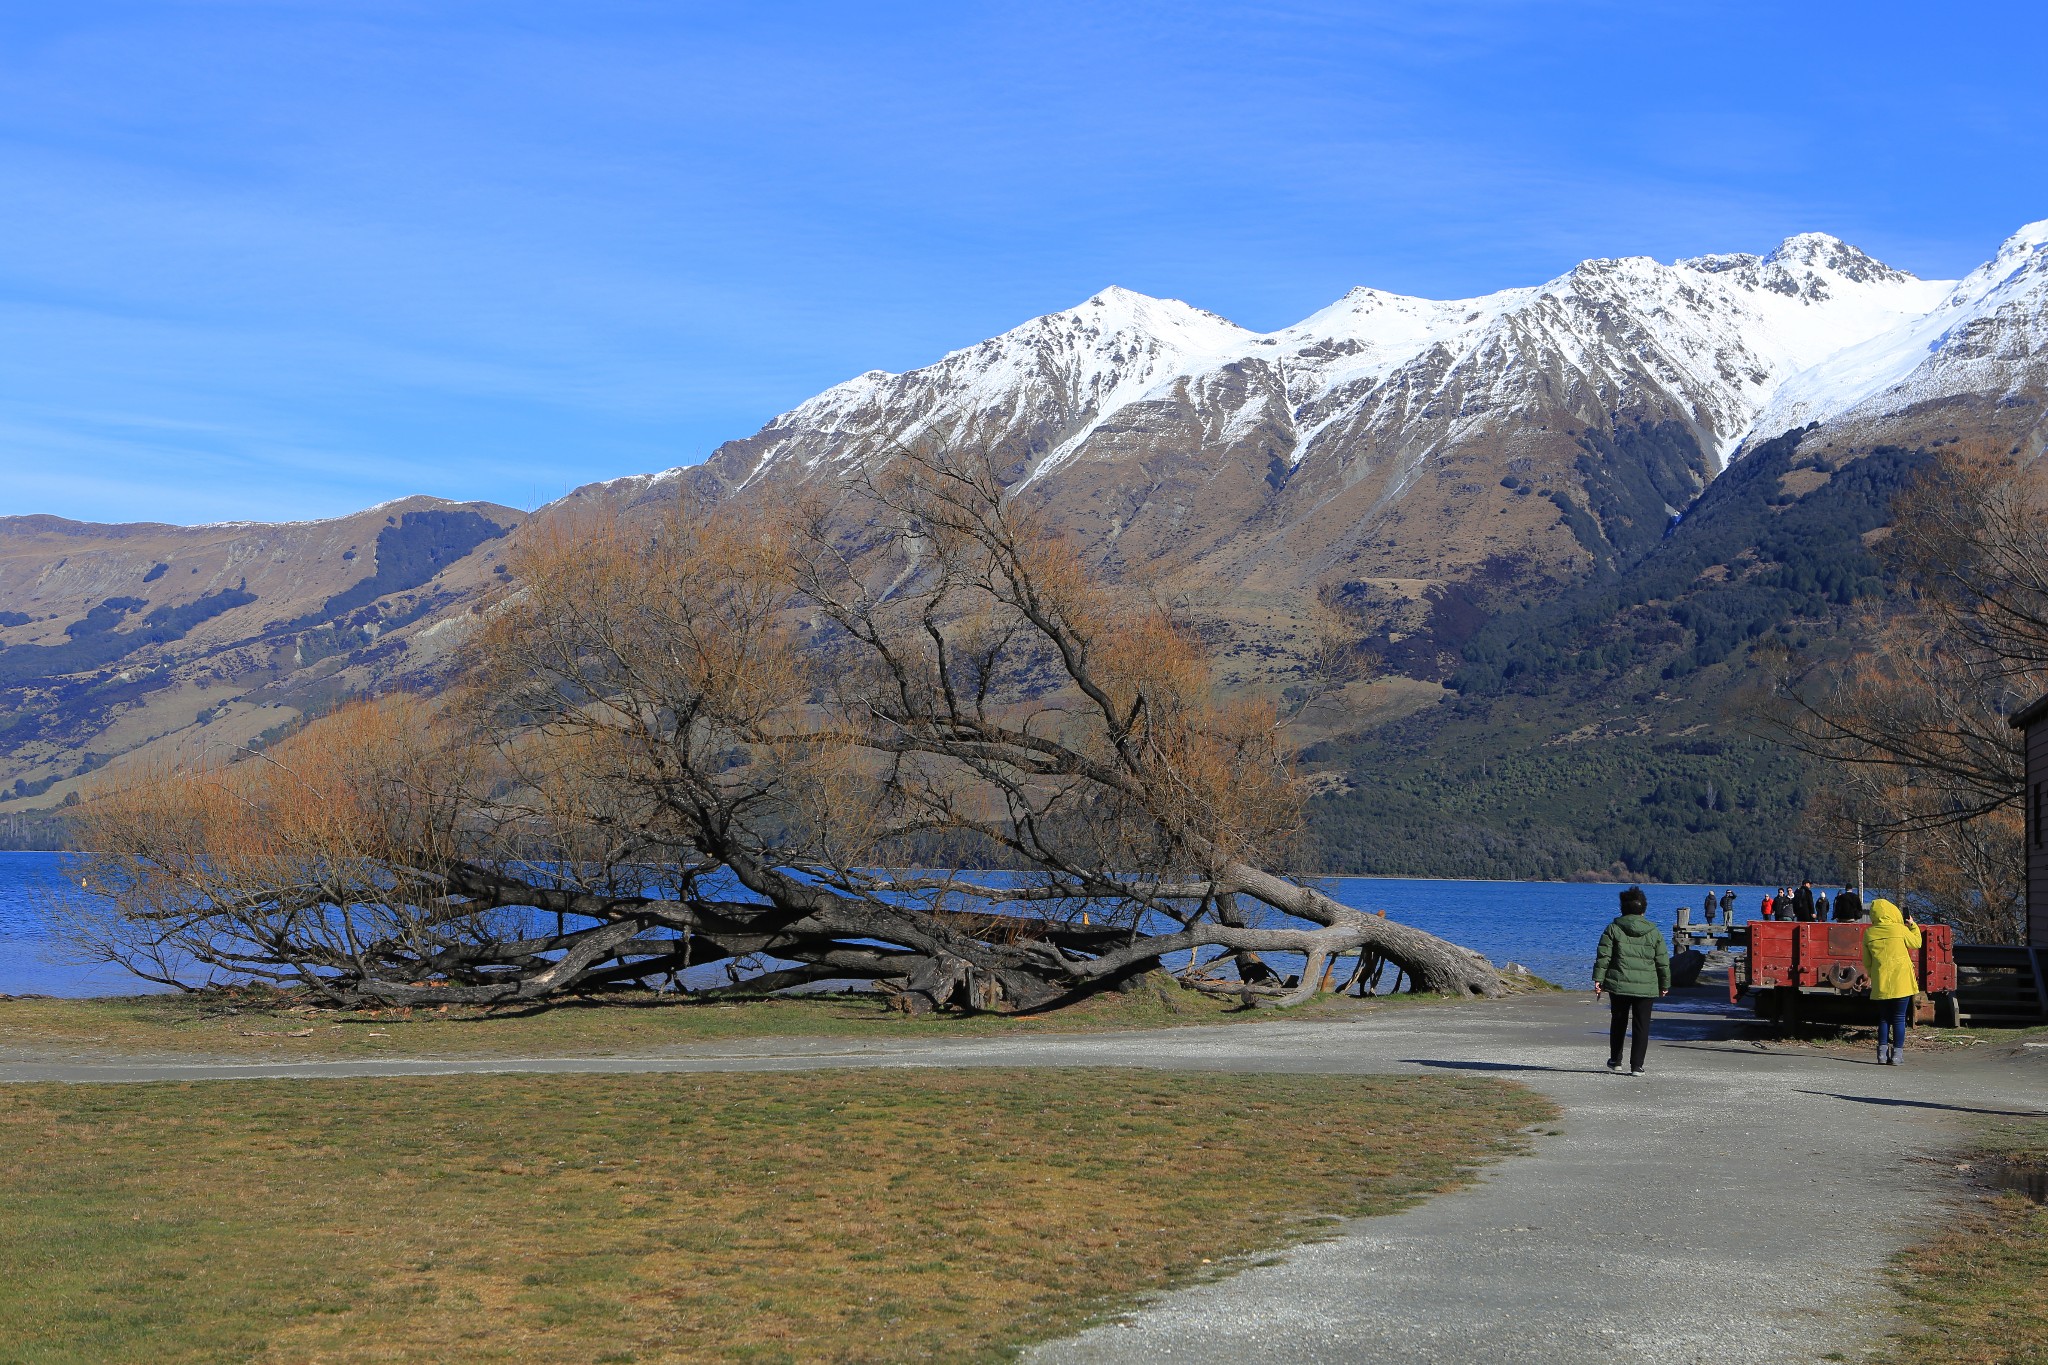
left=0, top=849, right=1790, bottom=997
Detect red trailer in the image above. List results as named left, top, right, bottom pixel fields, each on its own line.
left=1734, top=920, right=1959, bottom=1027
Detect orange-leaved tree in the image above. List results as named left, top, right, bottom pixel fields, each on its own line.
left=66, top=450, right=1505, bottom=1008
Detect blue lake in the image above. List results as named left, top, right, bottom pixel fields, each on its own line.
left=0, top=849, right=1792, bottom=997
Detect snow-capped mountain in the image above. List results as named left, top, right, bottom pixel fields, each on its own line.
left=8, top=222, right=2045, bottom=813
left=1265, top=232, right=1947, bottom=468
left=699, top=233, right=1948, bottom=499
left=656, top=231, right=1961, bottom=611
left=1749, top=220, right=2048, bottom=443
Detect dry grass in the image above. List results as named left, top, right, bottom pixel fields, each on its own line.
left=0, top=1068, right=1553, bottom=1363
left=0, top=982, right=1463, bottom=1063
left=1890, top=1116, right=2048, bottom=1365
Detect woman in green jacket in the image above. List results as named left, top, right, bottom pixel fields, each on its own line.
left=1593, top=886, right=1671, bottom=1075
left=1862, top=898, right=1923, bottom=1065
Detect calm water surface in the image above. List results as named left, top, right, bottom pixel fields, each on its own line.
left=0, top=849, right=1786, bottom=997
left=0, top=851, right=166, bottom=996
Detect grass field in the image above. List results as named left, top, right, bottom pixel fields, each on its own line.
left=0, top=981, right=1470, bottom=1062
left=0, top=1068, right=1555, bottom=1363
left=1890, top=1115, right=2048, bottom=1365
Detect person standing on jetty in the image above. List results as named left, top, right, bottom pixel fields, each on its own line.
left=1792, top=881, right=1818, bottom=921
left=1593, top=886, right=1671, bottom=1076
left=1863, top=898, right=1923, bottom=1065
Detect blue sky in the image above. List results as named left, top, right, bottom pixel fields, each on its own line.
left=2, top=1, right=2043, bottom=524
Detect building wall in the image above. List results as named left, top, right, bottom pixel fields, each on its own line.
left=2029, top=720, right=2048, bottom=946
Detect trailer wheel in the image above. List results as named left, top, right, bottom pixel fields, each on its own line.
left=1933, top=992, right=1961, bottom=1029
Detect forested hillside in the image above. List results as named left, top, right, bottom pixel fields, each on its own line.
left=1300, top=429, right=1934, bottom=883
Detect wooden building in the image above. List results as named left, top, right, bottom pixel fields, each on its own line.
left=2008, top=691, right=2048, bottom=947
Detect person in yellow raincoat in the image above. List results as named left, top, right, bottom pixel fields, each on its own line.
left=1862, top=898, right=1922, bottom=1065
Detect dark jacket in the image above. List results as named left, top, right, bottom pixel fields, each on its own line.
left=1832, top=890, right=1863, bottom=921
left=1720, top=891, right=1737, bottom=916
left=1791, top=886, right=1814, bottom=921
left=1594, top=914, right=1671, bottom=997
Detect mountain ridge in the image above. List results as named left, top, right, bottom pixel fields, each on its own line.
left=4, top=219, right=2045, bottom=880
left=645, top=229, right=1953, bottom=511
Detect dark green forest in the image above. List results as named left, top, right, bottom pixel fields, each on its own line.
left=1300, top=428, right=1932, bottom=883
left=1300, top=706, right=1816, bottom=882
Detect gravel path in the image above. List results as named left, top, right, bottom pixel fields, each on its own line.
left=1029, top=992, right=2045, bottom=1365
left=6, top=984, right=2043, bottom=1363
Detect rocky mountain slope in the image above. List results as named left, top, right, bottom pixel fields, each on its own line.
left=0, top=498, right=519, bottom=815
left=5, top=221, right=2045, bottom=874
left=642, top=231, right=1957, bottom=686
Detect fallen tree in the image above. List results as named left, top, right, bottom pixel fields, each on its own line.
left=63, top=450, right=1505, bottom=1008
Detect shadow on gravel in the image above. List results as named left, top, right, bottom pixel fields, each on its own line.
left=1795, top=1090, right=2048, bottom=1118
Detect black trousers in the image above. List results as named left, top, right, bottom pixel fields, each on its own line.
left=1608, top=993, right=1655, bottom=1070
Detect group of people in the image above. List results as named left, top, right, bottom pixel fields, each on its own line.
left=1593, top=885, right=1926, bottom=1074
left=1688, top=882, right=1865, bottom=928
left=1757, top=880, right=1865, bottom=922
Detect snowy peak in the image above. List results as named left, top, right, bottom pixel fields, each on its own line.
left=1746, top=220, right=2048, bottom=441
left=702, top=222, right=2048, bottom=504
left=1073, top=284, right=1241, bottom=331
left=719, top=285, right=1256, bottom=490
left=1763, top=232, right=1911, bottom=285
left=1681, top=233, right=1920, bottom=305
left=1947, top=218, right=2048, bottom=309
left=1251, top=238, right=1948, bottom=462
left=2011, top=218, right=2048, bottom=247
left=786, top=285, right=1243, bottom=417
left=1023, top=286, right=1253, bottom=370
left=1986, top=218, right=2048, bottom=268
left=1270, top=284, right=1520, bottom=400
